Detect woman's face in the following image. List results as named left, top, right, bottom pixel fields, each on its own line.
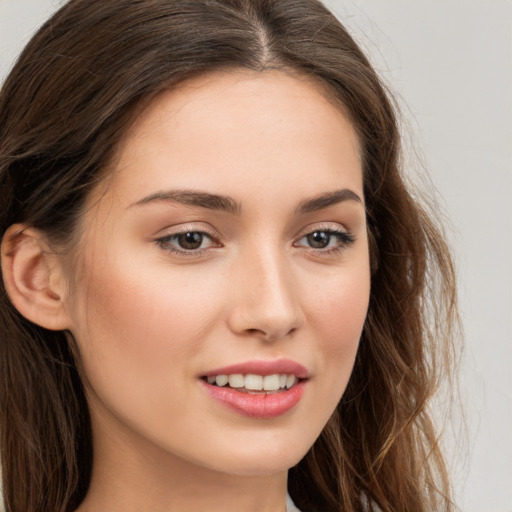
left=63, top=70, right=370, bottom=476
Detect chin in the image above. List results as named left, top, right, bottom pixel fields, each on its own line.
left=202, top=433, right=313, bottom=477
left=212, top=456, right=301, bottom=477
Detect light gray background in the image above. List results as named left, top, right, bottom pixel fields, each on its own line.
left=1, top=1, right=511, bottom=511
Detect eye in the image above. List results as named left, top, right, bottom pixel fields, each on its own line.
left=155, top=230, right=218, bottom=255
left=295, top=228, right=355, bottom=253
left=305, top=231, right=332, bottom=249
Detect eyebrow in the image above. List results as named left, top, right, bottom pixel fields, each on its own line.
left=130, top=190, right=241, bottom=214
left=130, top=187, right=362, bottom=214
left=296, top=188, right=363, bottom=214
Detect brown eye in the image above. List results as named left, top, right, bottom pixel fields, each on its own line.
left=156, top=230, right=217, bottom=255
left=177, top=232, right=204, bottom=250
left=307, top=231, right=331, bottom=248
left=295, top=228, right=356, bottom=253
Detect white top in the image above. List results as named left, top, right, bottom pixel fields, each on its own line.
left=286, top=493, right=302, bottom=512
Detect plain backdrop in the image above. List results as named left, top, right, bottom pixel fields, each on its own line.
left=1, top=1, right=511, bottom=511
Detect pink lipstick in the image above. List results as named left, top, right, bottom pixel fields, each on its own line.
left=200, top=359, right=308, bottom=419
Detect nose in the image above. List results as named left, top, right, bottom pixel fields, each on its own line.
left=226, top=245, right=305, bottom=342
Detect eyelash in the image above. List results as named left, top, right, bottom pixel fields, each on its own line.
left=155, top=229, right=220, bottom=256
left=155, top=227, right=355, bottom=257
left=293, top=227, right=356, bottom=255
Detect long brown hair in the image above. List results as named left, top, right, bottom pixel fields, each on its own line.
left=0, top=0, right=458, bottom=510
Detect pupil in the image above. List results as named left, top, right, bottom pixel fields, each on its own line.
left=308, top=231, right=330, bottom=248
left=178, top=232, right=203, bottom=250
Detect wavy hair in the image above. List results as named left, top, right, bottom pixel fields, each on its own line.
left=0, top=0, right=458, bottom=510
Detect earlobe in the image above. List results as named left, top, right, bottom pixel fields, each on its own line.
left=1, top=224, right=71, bottom=331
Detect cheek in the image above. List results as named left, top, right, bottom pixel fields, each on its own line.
left=68, top=256, right=222, bottom=409
left=323, top=285, right=368, bottom=358
left=78, top=252, right=216, bottom=342
left=305, top=262, right=370, bottom=387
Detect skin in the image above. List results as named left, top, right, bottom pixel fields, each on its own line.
left=56, top=70, right=371, bottom=512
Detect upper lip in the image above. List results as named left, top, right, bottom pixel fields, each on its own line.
left=202, top=359, right=309, bottom=379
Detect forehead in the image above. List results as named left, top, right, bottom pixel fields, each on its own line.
left=100, top=69, right=363, bottom=208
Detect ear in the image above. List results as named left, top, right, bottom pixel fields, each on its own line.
left=1, top=224, right=71, bottom=331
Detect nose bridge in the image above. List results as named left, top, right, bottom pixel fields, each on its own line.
left=228, top=241, right=303, bottom=340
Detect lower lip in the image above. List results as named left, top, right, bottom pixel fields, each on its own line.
left=200, top=380, right=306, bottom=419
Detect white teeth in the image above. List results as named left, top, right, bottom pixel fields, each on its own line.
left=215, top=374, right=229, bottom=387
left=228, top=374, right=244, bottom=388
left=263, top=374, right=280, bottom=391
left=207, top=373, right=299, bottom=391
left=286, top=375, right=296, bottom=389
left=245, top=374, right=263, bottom=390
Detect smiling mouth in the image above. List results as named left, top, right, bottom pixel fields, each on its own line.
left=202, top=373, right=302, bottom=394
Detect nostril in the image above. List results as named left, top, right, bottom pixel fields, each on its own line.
left=227, top=296, right=304, bottom=341
left=242, top=326, right=297, bottom=339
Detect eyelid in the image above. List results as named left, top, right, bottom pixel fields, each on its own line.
left=152, top=221, right=218, bottom=239
left=293, top=223, right=356, bottom=253
left=153, top=222, right=355, bottom=258
left=153, top=223, right=222, bottom=256
left=294, top=221, right=351, bottom=239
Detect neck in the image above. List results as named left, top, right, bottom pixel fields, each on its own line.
left=75, top=412, right=289, bottom=512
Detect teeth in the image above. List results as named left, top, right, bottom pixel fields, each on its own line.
left=228, top=374, right=244, bottom=388
left=215, top=374, right=229, bottom=387
left=263, top=374, right=280, bottom=391
left=207, top=373, right=299, bottom=391
left=245, top=374, right=263, bottom=390
left=286, top=375, right=296, bottom=389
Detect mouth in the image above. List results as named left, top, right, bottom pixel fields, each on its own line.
left=200, top=360, right=309, bottom=418
left=201, top=373, right=303, bottom=394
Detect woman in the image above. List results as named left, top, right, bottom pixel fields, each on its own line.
left=0, top=0, right=458, bottom=511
